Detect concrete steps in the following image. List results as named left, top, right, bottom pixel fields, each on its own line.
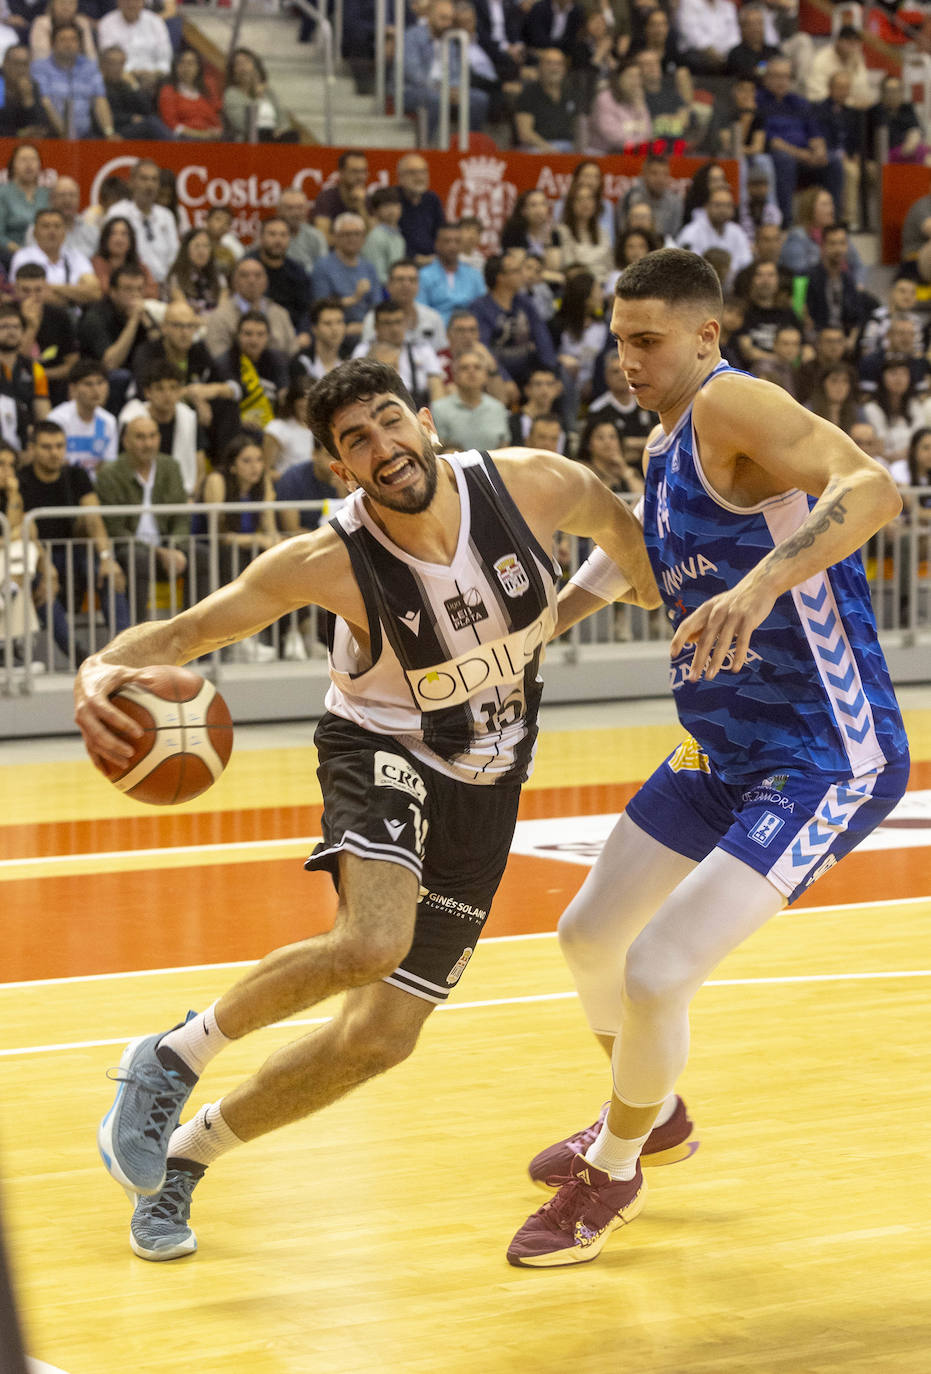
left=185, top=10, right=416, bottom=147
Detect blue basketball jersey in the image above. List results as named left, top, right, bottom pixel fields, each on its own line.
left=641, top=362, right=908, bottom=783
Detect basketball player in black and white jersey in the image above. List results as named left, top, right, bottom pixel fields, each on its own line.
left=74, top=358, right=660, bottom=1263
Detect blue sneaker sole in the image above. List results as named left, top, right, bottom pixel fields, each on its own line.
left=98, top=1035, right=167, bottom=1198
left=130, top=1228, right=197, bottom=1262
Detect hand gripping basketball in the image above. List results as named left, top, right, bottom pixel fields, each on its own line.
left=101, top=665, right=234, bottom=805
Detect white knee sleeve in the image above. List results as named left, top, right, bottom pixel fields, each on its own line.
left=611, top=849, right=787, bottom=1106
left=558, top=814, right=696, bottom=1037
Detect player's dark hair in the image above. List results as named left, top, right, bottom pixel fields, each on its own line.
left=305, top=358, right=416, bottom=459
left=615, top=247, right=723, bottom=316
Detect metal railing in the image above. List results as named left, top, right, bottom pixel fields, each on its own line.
left=3, top=496, right=930, bottom=700
left=1, top=500, right=334, bottom=697
left=373, top=6, right=470, bottom=147
left=437, top=29, right=470, bottom=152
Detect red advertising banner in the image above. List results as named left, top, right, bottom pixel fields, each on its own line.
left=882, top=163, right=931, bottom=265
left=0, top=138, right=736, bottom=254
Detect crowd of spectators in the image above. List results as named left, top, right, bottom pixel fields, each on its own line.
left=0, top=0, right=299, bottom=144
left=4, top=0, right=931, bottom=670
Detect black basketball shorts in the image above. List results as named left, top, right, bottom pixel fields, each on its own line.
left=306, top=713, right=521, bottom=1003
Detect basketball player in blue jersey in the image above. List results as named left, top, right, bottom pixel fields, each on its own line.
left=73, top=358, right=660, bottom=1262
left=507, top=249, right=910, bottom=1268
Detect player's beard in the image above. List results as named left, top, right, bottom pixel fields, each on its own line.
left=359, top=433, right=439, bottom=515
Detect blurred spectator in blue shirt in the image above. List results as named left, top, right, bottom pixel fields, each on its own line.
left=31, top=21, right=116, bottom=137
left=416, top=223, right=484, bottom=325
left=310, top=213, right=379, bottom=345
left=756, top=55, right=842, bottom=228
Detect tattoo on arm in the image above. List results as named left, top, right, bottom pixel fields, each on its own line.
left=768, top=484, right=851, bottom=566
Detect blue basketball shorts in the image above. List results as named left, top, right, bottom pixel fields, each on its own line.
left=625, top=737, right=911, bottom=905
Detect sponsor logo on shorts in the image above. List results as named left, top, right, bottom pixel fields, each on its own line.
left=806, top=853, right=838, bottom=885
left=749, top=811, right=785, bottom=847
left=374, top=751, right=427, bottom=805
left=446, top=947, right=474, bottom=984
left=444, top=587, right=488, bottom=630
left=668, top=737, right=711, bottom=774
left=494, top=553, right=529, bottom=598
left=422, top=890, right=487, bottom=921
left=742, top=788, right=795, bottom=813
left=383, top=818, right=407, bottom=841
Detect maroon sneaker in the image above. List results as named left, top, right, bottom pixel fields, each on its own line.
left=528, top=1096, right=697, bottom=1189
left=507, top=1155, right=646, bottom=1268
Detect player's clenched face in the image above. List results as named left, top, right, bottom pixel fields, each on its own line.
left=610, top=295, right=719, bottom=423
left=329, top=393, right=439, bottom=515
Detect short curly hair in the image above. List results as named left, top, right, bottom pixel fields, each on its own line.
left=305, top=359, right=417, bottom=459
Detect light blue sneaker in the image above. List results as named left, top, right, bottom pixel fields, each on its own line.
left=130, top=1161, right=206, bottom=1261
left=98, top=1014, right=198, bottom=1197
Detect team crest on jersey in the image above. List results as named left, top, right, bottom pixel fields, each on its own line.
left=494, top=553, right=529, bottom=598
left=762, top=773, right=789, bottom=792
left=445, top=587, right=488, bottom=630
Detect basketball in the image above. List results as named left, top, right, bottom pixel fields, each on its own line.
left=102, top=666, right=234, bottom=806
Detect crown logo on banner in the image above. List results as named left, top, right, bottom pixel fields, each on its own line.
left=459, top=156, right=508, bottom=186
left=447, top=157, right=517, bottom=253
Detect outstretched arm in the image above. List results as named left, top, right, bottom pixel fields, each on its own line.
left=670, top=375, right=902, bottom=682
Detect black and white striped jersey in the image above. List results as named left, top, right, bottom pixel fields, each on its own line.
left=324, top=449, right=560, bottom=786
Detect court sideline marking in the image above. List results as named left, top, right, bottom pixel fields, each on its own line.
left=1, top=968, right=930, bottom=1060
left=0, top=894, right=926, bottom=993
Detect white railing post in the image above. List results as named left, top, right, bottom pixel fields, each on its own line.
left=438, top=29, right=469, bottom=152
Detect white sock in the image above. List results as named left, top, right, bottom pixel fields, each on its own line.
left=584, top=1121, right=651, bottom=1182
left=654, top=1093, right=678, bottom=1128
left=168, top=1101, right=243, bottom=1168
left=158, top=1002, right=232, bottom=1079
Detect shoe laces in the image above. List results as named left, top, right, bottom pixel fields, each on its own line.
left=137, top=1167, right=200, bottom=1225
left=107, top=1060, right=190, bottom=1147
left=540, top=1176, right=592, bottom=1233
left=541, top=1168, right=625, bottom=1237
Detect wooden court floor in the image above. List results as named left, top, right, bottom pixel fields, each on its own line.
left=1, top=693, right=930, bottom=1374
